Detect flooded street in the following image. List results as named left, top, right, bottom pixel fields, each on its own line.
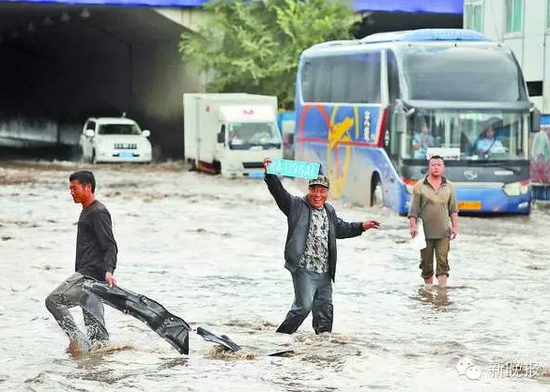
left=1, top=161, right=550, bottom=392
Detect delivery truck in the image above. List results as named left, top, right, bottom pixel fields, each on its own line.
left=183, top=93, right=284, bottom=178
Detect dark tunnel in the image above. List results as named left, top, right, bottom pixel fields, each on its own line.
left=0, top=3, right=195, bottom=159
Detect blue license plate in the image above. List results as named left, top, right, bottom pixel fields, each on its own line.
left=119, top=151, right=134, bottom=158
left=267, top=159, right=320, bottom=179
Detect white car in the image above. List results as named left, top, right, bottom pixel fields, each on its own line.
left=79, top=117, right=153, bottom=164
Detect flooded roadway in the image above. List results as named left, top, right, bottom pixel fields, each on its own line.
left=1, top=161, right=550, bottom=392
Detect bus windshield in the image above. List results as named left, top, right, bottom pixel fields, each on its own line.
left=400, top=46, right=527, bottom=102
left=404, top=109, right=529, bottom=161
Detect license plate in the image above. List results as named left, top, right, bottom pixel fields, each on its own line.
left=119, top=151, right=134, bottom=158
left=458, top=201, right=482, bottom=210
left=266, top=158, right=320, bottom=180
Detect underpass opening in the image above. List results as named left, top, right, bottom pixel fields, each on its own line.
left=0, top=3, right=197, bottom=160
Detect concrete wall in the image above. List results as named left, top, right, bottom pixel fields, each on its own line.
left=154, top=7, right=209, bottom=32
left=465, top=0, right=546, bottom=111
left=130, top=40, right=202, bottom=159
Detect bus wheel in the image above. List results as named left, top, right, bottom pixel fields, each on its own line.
left=371, top=175, right=383, bottom=207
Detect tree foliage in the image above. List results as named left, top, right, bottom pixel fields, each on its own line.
left=179, top=0, right=356, bottom=106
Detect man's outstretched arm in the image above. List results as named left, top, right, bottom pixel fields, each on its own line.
left=335, top=216, right=380, bottom=239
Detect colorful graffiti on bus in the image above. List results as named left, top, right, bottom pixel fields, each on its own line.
left=297, top=103, right=382, bottom=200
left=297, top=104, right=346, bottom=199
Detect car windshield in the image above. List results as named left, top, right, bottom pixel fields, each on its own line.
left=228, top=122, right=280, bottom=145
left=98, top=123, right=142, bottom=135
left=403, top=109, right=530, bottom=161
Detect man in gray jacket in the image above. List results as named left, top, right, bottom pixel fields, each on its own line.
left=263, top=159, right=380, bottom=334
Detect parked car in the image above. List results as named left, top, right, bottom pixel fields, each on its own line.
left=79, top=117, right=152, bottom=164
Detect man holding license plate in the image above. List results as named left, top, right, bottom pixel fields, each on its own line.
left=263, top=157, right=380, bottom=335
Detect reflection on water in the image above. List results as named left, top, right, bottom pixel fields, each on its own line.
left=1, top=160, right=550, bottom=391
left=414, top=285, right=450, bottom=310
left=413, top=284, right=476, bottom=310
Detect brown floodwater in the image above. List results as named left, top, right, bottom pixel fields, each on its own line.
left=1, top=161, right=549, bottom=392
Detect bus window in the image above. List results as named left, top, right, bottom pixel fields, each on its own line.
left=301, top=60, right=314, bottom=103
left=313, top=61, right=331, bottom=102
left=330, top=59, right=348, bottom=103
left=347, top=52, right=381, bottom=104
left=301, top=52, right=381, bottom=104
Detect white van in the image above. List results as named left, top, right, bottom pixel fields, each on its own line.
left=79, top=117, right=153, bottom=164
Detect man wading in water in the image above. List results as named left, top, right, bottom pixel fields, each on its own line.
left=408, top=155, right=458, bottom=288
left=263, top=158, right=380, bottom=334
left=45, top=171, right=118, bottom=355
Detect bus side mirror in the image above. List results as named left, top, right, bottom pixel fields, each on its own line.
left=531, top=107, right=541, bottom=132
left=217, top=131, right=225, bottom=143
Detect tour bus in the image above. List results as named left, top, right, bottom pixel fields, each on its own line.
left=294, top=28, right=540, bottom=215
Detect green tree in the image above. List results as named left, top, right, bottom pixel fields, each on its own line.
left=179, top=0, right=356, bottom=106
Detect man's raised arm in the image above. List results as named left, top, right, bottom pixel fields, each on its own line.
left=263, top=158, right=293, bottom=216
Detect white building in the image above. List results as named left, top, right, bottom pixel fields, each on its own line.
left=464, top=0, right=548, bottom=112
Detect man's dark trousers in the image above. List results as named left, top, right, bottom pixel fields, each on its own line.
left=276, top=268, right=333, bottom=334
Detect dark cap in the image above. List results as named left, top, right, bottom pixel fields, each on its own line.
left=308, top=175, right=330, bottom=189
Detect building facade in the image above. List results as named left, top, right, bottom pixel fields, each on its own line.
left=464, top=0, right=549, bottom=112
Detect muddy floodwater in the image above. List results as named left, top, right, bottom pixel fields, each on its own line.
left=1, top=161, right=550, bottom=392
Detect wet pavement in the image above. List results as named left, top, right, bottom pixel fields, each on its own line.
left=1, top=160, right=550, bottom=392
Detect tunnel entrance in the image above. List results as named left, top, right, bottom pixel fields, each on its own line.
left=0, top=3, right=194, bottom=159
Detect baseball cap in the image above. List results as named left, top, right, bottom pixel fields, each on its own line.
left=308, top=175, right=330, bottom=189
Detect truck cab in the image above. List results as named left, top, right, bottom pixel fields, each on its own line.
left=215, top=105, right=282, bottom=178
